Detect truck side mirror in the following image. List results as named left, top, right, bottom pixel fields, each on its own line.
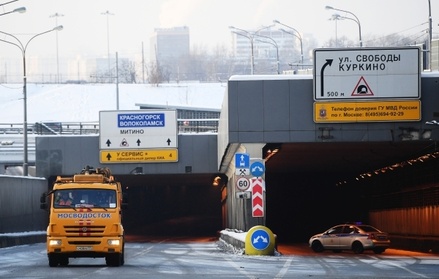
left=40, top=193, right=48, bottom=210
left=121, top=193, right=128, bottom=209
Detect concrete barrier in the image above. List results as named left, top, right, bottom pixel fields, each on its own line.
left=0, top=231, right=46, bottom=248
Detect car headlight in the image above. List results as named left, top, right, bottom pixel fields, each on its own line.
left=107, top=239, right=120, bottom=246
left=49, top=239, right=62, bottom=246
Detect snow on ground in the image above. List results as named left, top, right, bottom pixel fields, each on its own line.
left=0, top=83, right=226, bottom=123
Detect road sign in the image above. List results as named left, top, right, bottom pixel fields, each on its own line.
left=314, top=100, right=421, bottom=123
left=235, top=153, right=250, bottom=168
left=251, top=177, right=265, bottom=217
left=250, top=229, right=270, bottom=250
left=313, top=47, right=421, bottom=101
left=99, top=110, right=177, bottom=150
left=250, top=161, right=265, bottom=177
left=100, top=148, right=178, bottom=163
left=236, top=177, right=250, bottom=191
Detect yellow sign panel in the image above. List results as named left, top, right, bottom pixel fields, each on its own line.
left=100, top=149, right=178, bottom=163
left=314, top=100, right=421, bottom=123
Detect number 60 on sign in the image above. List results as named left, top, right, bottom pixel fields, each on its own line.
left=236, top=177, right=250, bottom=191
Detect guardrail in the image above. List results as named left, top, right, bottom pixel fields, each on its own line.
left=0, top=122, right=100, bottom=135
left=1, top=119, right=220, bottom=135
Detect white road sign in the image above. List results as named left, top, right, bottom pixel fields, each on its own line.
left=313, top=47, right=421, bottom=101
left=99, top=110, right=177, bottom=150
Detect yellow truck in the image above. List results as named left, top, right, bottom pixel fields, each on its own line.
left=40, top=166, right=127, bottom=267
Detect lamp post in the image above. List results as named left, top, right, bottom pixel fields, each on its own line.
left=427, top=0, right=432, bottom=70
left=0, top=25, right=63, bottom=176
left=230, top=26, right=254, bottom=74
left=325, top=6, right=362, bottom=47
left=50, top=13, right=64, bottom=83
left=329, top=14, right=341, bottom=47
left=101, top=10, right=114, bottom=77
left=254, top=33, right=280, bottom=74
left=229, top=25, right=275, bottom=75
left=273, top=20, right=303, bottom=67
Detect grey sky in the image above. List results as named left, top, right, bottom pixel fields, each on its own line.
left=0, top=0, right=436, bottom=64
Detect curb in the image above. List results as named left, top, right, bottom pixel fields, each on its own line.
left=0, top=233, right=46, bottom=248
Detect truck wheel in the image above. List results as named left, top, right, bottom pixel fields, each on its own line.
left=59, top=256, right=69, bottom=266
left=106, top=253, right=122, bottom=267
left=48, top=254, right=59, bottom=267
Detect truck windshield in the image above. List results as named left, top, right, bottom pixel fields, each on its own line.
left=54, top=189, right=117, bottom=209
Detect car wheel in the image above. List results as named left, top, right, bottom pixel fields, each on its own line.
left=373, top=248, right=385, bottom=254
left=311, top=241, right=324, bottom=252
left=352, top=241, right=364, bottom=254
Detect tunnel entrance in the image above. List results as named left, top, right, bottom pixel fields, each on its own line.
left=117, top=174, right=223, bottom=237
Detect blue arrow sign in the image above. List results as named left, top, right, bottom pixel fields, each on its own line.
left=235, top=153, right=250, bottom=168
left=251, top=229, right=270, bottom=250
left=250, top=161, right=265, bottom=177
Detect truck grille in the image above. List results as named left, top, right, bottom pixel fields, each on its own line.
left=64, top=225, right=106, bottom=237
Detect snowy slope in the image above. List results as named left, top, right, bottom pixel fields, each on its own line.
left=0, top=83, right=226, bottom=123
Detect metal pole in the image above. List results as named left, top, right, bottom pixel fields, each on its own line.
left=116, top=52, right=119, bottom=110
left=273, top=20, right=303, bottom=67
left=102, top=11, right=114, bottom=76
left=50, top=13, right=63, bottom=83
left=325, top=6, right=362, bottom=47
left=23, top=54, right=27, bottom=176
left=0, top=26, right=63, bottom=176
left=427, top=0, right=432, bottom=70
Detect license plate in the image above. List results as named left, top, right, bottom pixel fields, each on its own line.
left=76, top=246, right=92, bottom=251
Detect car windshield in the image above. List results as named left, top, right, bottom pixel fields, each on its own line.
left=357, top=225, right=380, bottom=232
left=54, top=189, right=117, bottom=209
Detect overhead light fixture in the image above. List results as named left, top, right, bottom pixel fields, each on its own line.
left=212, top=176, right=221, bottom=186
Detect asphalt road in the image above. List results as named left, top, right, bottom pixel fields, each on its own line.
left=1, top=237, right=438, bottom=278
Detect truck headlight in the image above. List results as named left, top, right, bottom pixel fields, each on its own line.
left=107, top=239, right=120, bottom=246
left=49, top=239, right=62, bottom=246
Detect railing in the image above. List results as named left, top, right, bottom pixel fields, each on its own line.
left=1, top=119, right=220, bottom=135
left=0, top=122, right=100, bottom=135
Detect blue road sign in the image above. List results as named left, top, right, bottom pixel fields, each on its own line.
left=251, top=229, right=270, bottom=250
left=235, top=153, right=250, bottom=168
left=250, top=161, right=265, bottom=177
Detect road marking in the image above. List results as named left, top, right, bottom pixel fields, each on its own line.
left=275, top=258, right=293, bottom=278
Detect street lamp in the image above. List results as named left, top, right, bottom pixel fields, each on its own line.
left=0, top=6, right=25, bottom=16
left=325, top=6, right=362, bottom=47
left=273, top=20, right=303, bottom=67
left=50, top=13, right=64, bottom=83
left=229, top=25, right=275, bottom=75
left=101, top=10, right=114, bottom=76
left=230, top=26, right=254, bottom=74
left=329, top=14, right=341, bottom=47
left=0, top=25, right=63, bottom=176
left=254, top=33, right=280, bottom=74
left=427, top=0, right=432, bottom=70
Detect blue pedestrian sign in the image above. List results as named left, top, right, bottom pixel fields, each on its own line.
left=250, top=161, right=265, bottom=177
left=250, top=229, right=270, bottom=250
left=235, top=153, right=250, bottom=168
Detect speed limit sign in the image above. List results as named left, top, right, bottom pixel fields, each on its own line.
left=236, top=177, right=250, bottom=191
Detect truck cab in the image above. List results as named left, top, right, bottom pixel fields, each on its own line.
left=41, top=166, right=127, bottom=267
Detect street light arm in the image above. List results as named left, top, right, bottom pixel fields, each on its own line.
left=325, top=6, right=362, bottom=47
left=0, top=37, right=23, bottom=53
left=0, top=29, right=24, bottom=50
left=254, top=35, right=280, bottom=74
left=278, top=28, right=304, bottom=67
left=273, top=19, right=302, bottom=40
left=24, top=25, right=63, bottom=53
